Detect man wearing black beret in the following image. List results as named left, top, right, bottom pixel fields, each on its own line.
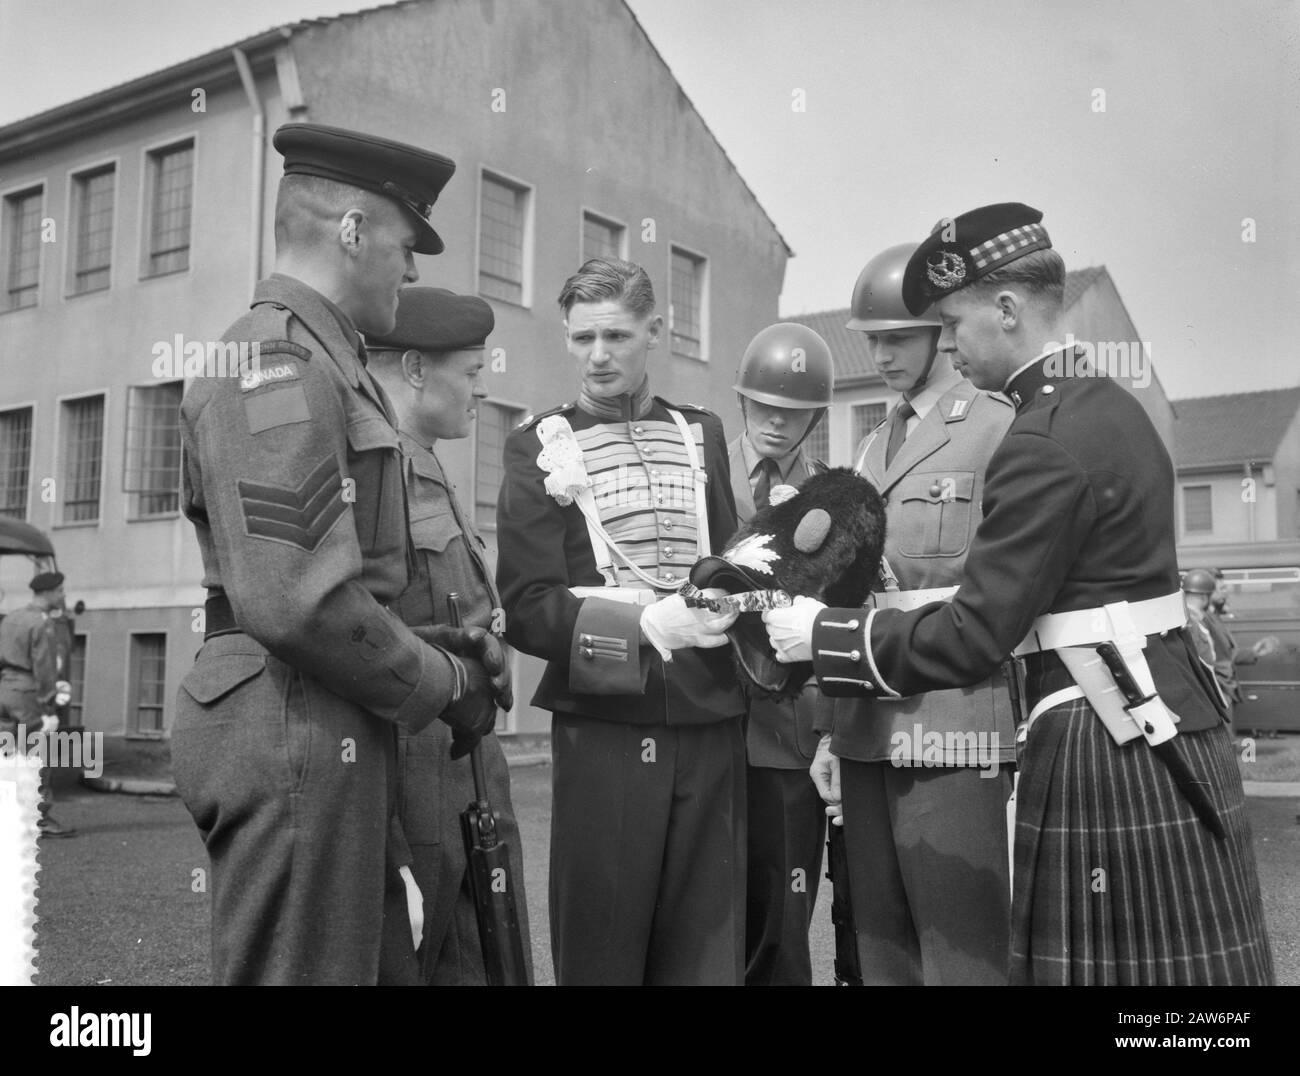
left=766, top=203, right=1273, bottom=985
left=366, top=287, right=532, bottom=985
left=173, top=124, right=502, bottom=985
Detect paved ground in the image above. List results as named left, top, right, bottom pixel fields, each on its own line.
left=30, top=765, right=1299, bottom=986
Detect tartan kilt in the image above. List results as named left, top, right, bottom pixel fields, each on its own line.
left=1010, top=698, right=1273, bottom=985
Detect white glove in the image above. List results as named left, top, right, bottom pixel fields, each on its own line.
left=762, top=596, right=826, bottom=663
left=641, top=593, right=738, bottom=662
left=40, top=714, right=59, bottom=734
left=398, top=864, right=424, bottom=951
left=55, top=680, right=72, bottom=707
left=809, top=734, right=843, bottom=826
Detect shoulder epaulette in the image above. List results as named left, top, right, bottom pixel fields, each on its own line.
left=656, top=396, right=716, bottom=418
left=244, top=302, right=313, bottom=362
left=515, top=401, right=575, bottom=432
left=983, top=391, right=1015, bottom=408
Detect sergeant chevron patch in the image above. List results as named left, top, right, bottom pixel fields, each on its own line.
left=238, top=456, right=348, bottom=551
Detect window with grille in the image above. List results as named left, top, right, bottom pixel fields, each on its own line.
left=475, top=400, right=526, bottom=530
left=803, top=415, right=830, bottom=466
left=0, top=407, right=33, bottom=519
left=1183, top=485, right=1213, bottom=534
left=71, top=165, right=114, bottom=294
left=478, top=173, right=529, bottom=305
left=144, top=141, right=193, bottom=277
left=124, top=383, right=182, bottom=518
left=129, top=633, right=167, bottom=736
left=669, top=247, right=706, bottom=360
left=852, top=401, right=889, bottom=449
left=65, top=634, right=87, bottom=728
left=582, top=212, right=623, bottom=263
left=60, top=395, right=105, bottom=524
left=3, top=186, right=43, bottom=311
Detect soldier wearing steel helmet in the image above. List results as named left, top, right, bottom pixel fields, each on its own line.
left=1182, top=568, right=1278, bottom=724
left=807, top=241, right=1017, bottom=985
left=729, top=322, right=834, bottom=985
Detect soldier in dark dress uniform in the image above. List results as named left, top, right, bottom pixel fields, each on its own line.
left=367, top=287, right=531, bottom=985
left=172, top=124, right=500, bottom=985
left=496, top=257, right=746, bottom=985
left=765, top=203, right=1273, bottom=985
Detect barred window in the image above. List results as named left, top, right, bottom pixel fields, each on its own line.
left=582, top=212, right=623, bottom=263
left=61, top=395, right=105, bottom=524
left=129, top=633, right=167, bottom=736
left=3, top=187, right=43, bottom=311
left=66, top=634, right=87, bottom=728
left=124, top=382, right=183, bottom=518
left=0, top=407, right=33, bottom=519
left=1183, top=485, right=1213, bottom=534
left=669, top=247, right=706, bottom=360
left=145, top=141, right=193, bottom=277
left=852, top=402, right=888, bottom=449
left=478, top=173, right=529, bottom=305
left=72, top=166, right=114, bottom=294
left=475, top=400, right=526, bottom=530
left=803, top=414, right=830, bottom=466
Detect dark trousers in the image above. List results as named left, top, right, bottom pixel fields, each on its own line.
left=173, top=644, right=393, bottom=985
left=379, top=728, right=532, bottom=985
left=549, top=712, right=746, bottom=985
left=744, top=765, right=825, bottom=985
left=840, top=758, right=1012, bottom=985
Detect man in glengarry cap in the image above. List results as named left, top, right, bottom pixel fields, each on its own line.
left=765, top=202, right=1273, bottom=985
left=173, top=123, right=503, bottom=985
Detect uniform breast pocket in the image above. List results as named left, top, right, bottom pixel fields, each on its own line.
left=409, top=509, right=461, bottom=555
left=344, top=413, right=404, bottom=561
left=895, top=471, right=976, bottom=558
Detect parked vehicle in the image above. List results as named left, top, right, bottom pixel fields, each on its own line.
left=1179, top=540, right=1300, bottom=734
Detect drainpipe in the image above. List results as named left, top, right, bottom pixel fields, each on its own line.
left=232, top=47, right=265, bottom=289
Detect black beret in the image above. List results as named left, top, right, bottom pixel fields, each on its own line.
left=273, top=122, right=456, bottom=255
left=30, top=571, right=64, bottom=592
left=368, top=287, right=495, bottom=353
left=902, top=202, right=1051, bottom=315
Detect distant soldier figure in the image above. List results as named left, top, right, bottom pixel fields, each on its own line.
left=728, top=323, right=834, bottom=986
left=173, top=124, right=501, bottom=985
left=1182, top=568, right=1278, bottom=724
left=0, top=571, right=75, bottom=837
left=496, top=257, right=745, bottom=985
left=367, top=286, right=531, bottom=985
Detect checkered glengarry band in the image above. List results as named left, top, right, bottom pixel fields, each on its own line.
left=969, top=222, right=1049, bottom=271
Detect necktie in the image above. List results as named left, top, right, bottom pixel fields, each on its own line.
left=753, top=457, right=780, bottom=511
left=885, top=399, right=915, bottom=468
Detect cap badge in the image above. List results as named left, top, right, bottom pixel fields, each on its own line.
left=926, top=250, right=967, bottom=290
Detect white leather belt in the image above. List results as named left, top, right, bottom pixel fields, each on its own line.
left=569, top=585, right=661, bottom=606
left=873, top=586, right=959, bottom=612
left=1012, top=592, right=1185, bottom=656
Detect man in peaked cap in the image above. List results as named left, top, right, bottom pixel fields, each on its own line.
left=765, top=202, right=1273, bottom=985
left=0, top=571, right=75, bottom=837
left=173, top=123, right=502, bottom=985
left=366, top=287, right=532, bottom=985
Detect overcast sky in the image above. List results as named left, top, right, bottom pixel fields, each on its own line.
left=1, top=0, right=1294, bottom=399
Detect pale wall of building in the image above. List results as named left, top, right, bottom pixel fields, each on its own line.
left=0, top=0, right=789, bottom=735
left=1177, top=468, right=1279, bottom=545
